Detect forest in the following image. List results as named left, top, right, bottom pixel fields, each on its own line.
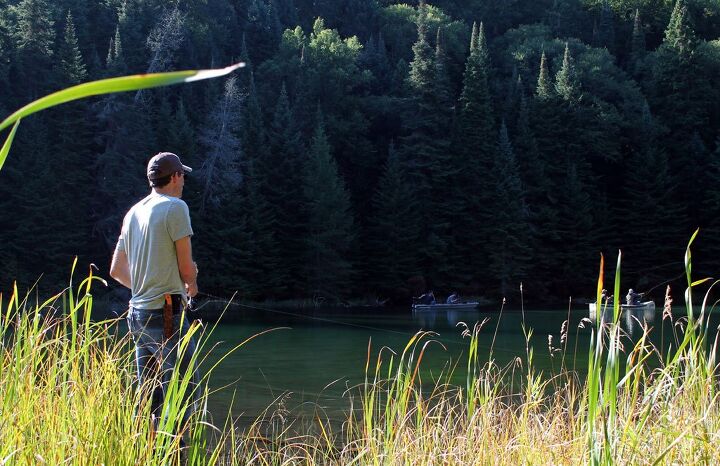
left=1, top=0, right=719, bottom=305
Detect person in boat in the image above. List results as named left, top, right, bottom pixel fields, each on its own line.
left=418, top=291, right=436, bottom=305
left=600, top=289, right=613, bottom=303
left=446, top=292, right=461, bottom=304
left=626, top=288, right=642, bottom=305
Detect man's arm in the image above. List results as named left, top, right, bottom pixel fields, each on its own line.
left=110, top=247, right=132, bottom=289
left=175, top=235, right=198, bottom=297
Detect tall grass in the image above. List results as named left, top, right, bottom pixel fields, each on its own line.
left=4, top=234, right=720, bottom=464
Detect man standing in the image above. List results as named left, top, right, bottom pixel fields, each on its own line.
left=110, top=151, right=199, bottom=430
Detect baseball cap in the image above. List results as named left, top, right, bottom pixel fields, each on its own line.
left=147, top=152, right=192, bottom=180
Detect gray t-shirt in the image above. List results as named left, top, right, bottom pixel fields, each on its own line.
left=116, top=193, right=193, bottom=309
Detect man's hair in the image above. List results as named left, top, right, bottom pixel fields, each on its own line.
left=149, top=171, right=180, bottom=188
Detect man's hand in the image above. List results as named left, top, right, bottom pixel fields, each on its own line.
left=185, top=281, right=198, bottom=297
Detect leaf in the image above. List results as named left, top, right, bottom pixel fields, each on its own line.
left=0, top=120, right=20, bottom=171
left=691, top=277, right=712, bottom=287
left=0, top=63, right=245, bottom=169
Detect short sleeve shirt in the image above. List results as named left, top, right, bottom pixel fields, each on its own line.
left=116, top=193, right=193, bottom=309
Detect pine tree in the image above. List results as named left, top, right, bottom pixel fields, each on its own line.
left=652, top=0, right=712, bottom=197
left=167, top=99, right=197, bottom=157
left=11, top=0, right=55, bottom=99
left=256, top=84, right=306, bottom=296
left=452, top=20, right=497, bottom=290
left=555, top=162, right=596, bottom=296
left=630, top=9, right=645, bottom=72
left=400, top=5, right=456, bottom=285
left=486, top=122, right=532, bottom=298
left=220, top=159, right=281, bottom=299
left=555, top=43, right=580, bottom=103
left=664, top=0, right=696, bottom=55
left=406, top=5, right=433, bottom=96
left=302, top=112, right=355, bottom=299
left=458, top=21, right=494, bottom=170
left=365, top=142, right=421, bottom=292
left=58, top=11, right=87, bottom=86
left=536, top=50, right=552, bottom=100
left=618, top=103, right=687, bottom=286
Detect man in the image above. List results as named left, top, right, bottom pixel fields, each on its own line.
left=110, top=151, right=199, bottom=431
left=626, top=288, right=642, bottom=306
left=446, top=291, right=461, bottom=304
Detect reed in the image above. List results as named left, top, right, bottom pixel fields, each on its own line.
left=4, top=233, right=720, bottom=464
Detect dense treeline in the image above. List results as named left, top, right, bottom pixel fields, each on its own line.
left=1, top=0, right=719, bottom=305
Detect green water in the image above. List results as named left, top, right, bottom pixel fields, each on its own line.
left=199, top=304, right=672, bottom=425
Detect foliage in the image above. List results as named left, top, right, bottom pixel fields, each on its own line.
left=2, top=0, right=720, bottom=303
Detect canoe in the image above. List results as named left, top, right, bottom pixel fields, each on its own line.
left=412, top=302, right=480, bottom=312
left=588, top=301, right=655, bottom=315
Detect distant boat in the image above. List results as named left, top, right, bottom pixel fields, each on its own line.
left=589, top=301, right=655, bottom=315
left=412, top=302, right=480, bottom=312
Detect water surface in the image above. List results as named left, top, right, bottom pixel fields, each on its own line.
left=200, top=304, right=669, bottom=424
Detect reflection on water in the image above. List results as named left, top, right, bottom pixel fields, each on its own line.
left=412, top=309, right=484, bottom=328
left=589, top=305, right=656, bottom=337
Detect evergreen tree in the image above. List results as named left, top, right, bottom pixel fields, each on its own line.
left=302, top=112, right=355, bottom=299
left=652, top=0, right=713, bottom=201
left=486, top=122, right=532, bottom=298
left=457, top=21, right=494, bottom=169
left=246, top=0, right=281, bottom=64
left=58, top=11, right=87, bottom=85
left=452, top=20, right=496, bottom=290
left=555, top=162, right=595, bottom=296
left=664, top=0, right=696, bottom=55
left=629, top=9, right=645, bottom=72
left=400, top=5, right=456, bottom=285
left=11, top=0, right=55, bottom=99
left=536, top=50, right=552, bottom=100
left=365, top=142, right=421, bottom=292
left=256, top=84, right=306, bottom=296
left=555, top=43, right=580, bottom=103
left=167, top=99, right=197, bottom=157
left=406, top=6, right=433, bottom=96
left=617, top=103, right=686, bottom=287
left=220, top=159, right=281, bottom=299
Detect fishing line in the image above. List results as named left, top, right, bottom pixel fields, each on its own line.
left=192, top=291, right=521, bottom=354
left=642, top=271, right=687, bottom=296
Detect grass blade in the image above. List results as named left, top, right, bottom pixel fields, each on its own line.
left=0, top=120, right=20, bottom=171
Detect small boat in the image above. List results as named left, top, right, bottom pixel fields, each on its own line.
left=412, top=302, right=480, bottom=312
left=588, top=301, right=655, bottom=315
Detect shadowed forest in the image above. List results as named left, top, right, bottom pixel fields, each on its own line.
left=1, top=0, right=719, bottom=305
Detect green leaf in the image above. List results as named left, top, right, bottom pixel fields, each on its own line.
left=0, top=120, right=20, bottom=171
left=691, top=277, right=712, bottom=287
left=0, top=63, right=244, bottom=170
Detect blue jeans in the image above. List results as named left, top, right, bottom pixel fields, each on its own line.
left=127, top=307, right=200, bottom=427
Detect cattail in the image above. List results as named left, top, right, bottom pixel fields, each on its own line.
left=663, top=285, right=673, bottom=321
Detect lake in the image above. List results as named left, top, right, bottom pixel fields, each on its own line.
left=197, top=302, right=693, bottom=427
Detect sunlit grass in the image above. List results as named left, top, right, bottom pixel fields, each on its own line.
left=3, top=232, right=720, bottom=464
